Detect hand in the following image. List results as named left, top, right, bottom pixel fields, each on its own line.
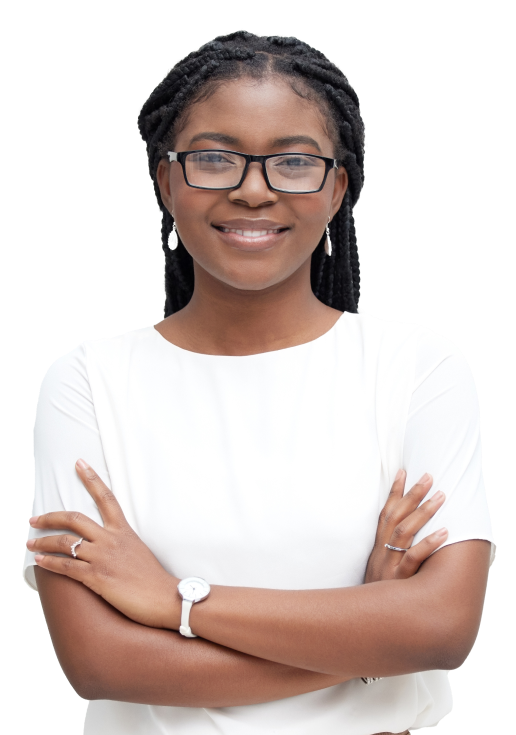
left=27, top=459, right=181, bottom=630
left=365, top=470, right=448, bottom=583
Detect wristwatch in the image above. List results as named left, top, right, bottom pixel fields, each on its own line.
left=177, top=576, right=211, bottom=637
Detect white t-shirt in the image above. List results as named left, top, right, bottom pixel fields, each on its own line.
left=24, top=312, right=494, bottom=735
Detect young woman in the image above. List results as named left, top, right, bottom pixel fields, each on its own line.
left=25, top=32, right=493, bottom=735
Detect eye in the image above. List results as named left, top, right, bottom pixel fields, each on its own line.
left=192, top=151, right=238, bottom=166
left=273, top=155, right=318, bottom=168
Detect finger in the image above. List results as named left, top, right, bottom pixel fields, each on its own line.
left=30, top=509, right=101, bottom=538
left=34, top=553, right=90, bottom=582
left=376, top=469, right=406, bottom=538
left=394, top=528, right=449, bottom=579
left=75, top=459, right=126, bottom=528
left=386, top=469, right=407, bottom=501
left=27, top=534, right=92, bottom=561
left=380, top=473, right=433, bottom=535
left=389, top=490, right=446, bottom=549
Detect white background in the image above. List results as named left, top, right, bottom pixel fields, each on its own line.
left=0, top=0, right=516, bottom=735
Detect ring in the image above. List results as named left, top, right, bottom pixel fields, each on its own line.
left=385, top=543, right=409, bottom=552
left=70, top=538, right=84, bottom=558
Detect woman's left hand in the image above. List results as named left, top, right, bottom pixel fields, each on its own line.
left=27, top=459, right=181, bottom=630
left=365, top=469, right=447, bottom=584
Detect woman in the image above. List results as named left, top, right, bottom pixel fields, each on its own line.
left=24, top=32, right=493, bottom=735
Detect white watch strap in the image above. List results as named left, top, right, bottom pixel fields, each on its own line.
left=179, top=599, right=197, bottom=637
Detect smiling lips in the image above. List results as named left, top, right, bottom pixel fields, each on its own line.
left=213, top=219, right=289, bottom=251
left=220, top=228, right=282, bottom=238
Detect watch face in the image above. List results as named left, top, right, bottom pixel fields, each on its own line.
left=178, top=576, right=210, bottom=602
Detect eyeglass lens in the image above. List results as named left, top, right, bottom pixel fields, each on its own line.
left=184, top=151, right=327, bottom=192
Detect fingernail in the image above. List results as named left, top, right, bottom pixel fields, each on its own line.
left=26, top=539, right=35, bottom=549
left=435, top=528, right=448, bottom=538
left=34, top=554, right=44, bottom=563
left=433, top=491, right=445, bottom=502
left=29, top=516, right=39, bottom=526
left=76, top=458, right=88, bottom=470
left=418, top=473, right=430, bottom=484
left=395, top=469, right=404, bottom=482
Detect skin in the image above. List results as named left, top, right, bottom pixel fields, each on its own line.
left=155, top=77, right=348, bottom=355
left=30, top=77, right=491, bottom=706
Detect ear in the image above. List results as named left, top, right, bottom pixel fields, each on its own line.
left=330, top=166, right=348, bottom=219
left=157, top=159, right=173, bottom=214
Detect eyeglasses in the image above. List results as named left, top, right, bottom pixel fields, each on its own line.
left=167, top=149, right=339, bottom=194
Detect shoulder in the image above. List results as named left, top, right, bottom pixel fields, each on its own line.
left=39, top=326, right=158, bottom=403
left=341, top=311, right=426, bottom=349
left=44, top=326, right=159, bottom=374
left=344, top=310, right=456, bottom=341
left=39, top=343, right=89, bottom=405
left=82, top=325, right=158, bottom=363
left=410, top=325, right=473, bottom=392
left=340, top=312, right=476, bottom=394
left=346, top=311, right=464, bottom=357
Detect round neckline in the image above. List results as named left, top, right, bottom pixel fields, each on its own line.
left=151, top=312, right=348, bottom=359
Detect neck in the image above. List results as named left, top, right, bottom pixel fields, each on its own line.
left=156, top=259, right=341, bottom=356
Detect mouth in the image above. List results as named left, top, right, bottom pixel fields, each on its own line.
left=218, top=227, right=285, bottom=238
left=212, top=220, right=290, bottom=251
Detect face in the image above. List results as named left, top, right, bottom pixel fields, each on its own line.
left=157, top=77, right=348, bottom=293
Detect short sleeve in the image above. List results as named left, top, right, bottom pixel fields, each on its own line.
left=24, top=346, right=110, bottom=589
left=404, top=330, right=495, bottom=563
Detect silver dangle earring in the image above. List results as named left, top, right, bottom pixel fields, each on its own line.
left=324, top=217, right=332, bottom=256
left=168, top=222, right=178, bottom=251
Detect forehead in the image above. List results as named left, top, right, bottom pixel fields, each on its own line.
left=173, top=77, right=334, bottom=155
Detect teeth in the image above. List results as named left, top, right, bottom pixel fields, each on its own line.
left=220, top=228, right=281, bottom=237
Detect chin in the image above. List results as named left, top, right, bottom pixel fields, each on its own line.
left=222, top=264, right=301, bottom=293
left=220, top=274, right=286, bottom=293
left=194, top=255, right=295, bottom=293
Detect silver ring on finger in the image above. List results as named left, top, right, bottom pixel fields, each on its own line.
left=70, top=537, right=84, bottom=558
left=385, top=543, right=410, bottom=552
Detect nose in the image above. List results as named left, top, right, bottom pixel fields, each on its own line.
left=228, top=162, right=279, bottom=207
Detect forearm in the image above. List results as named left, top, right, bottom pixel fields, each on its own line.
left=36, top=568, right=349, bottom=707
left=183, top=578, right=455, bottom=678
left=87, top=622, right=349, bottom=707
left=185, top=542, right=490, bottom=677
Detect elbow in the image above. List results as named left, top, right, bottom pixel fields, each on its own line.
left=435, top=636, right=475, bottom=671
left=428, top=643, right=470, bottom=672
left=426, top=615, right=480, bottom=671
left=71, top=674, right=109, bottom=702
left=61, top=655, right=112, bottom=702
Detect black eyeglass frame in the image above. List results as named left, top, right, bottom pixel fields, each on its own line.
left=167, top=150, right=340, bottom=194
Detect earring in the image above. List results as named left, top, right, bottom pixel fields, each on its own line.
left=168, top=222, right=178, bottom=251
left=324, top=217, right=332, bottom=257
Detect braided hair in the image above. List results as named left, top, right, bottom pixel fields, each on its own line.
left=138, top=31, right=365, bottom=316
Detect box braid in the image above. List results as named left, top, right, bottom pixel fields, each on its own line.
left=138, top=31, right=365, bottom=316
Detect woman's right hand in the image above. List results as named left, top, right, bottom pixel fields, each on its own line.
left=365, top=470, right=448, bottom=584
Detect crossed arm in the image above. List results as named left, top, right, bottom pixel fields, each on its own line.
left=36, top=542, right=489, bottom=707
left=36, top=567, right=351, bottom=706
left=30, top=462, right=490, bottom=707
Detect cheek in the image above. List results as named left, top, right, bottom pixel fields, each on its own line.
left=171, top=186, right=220, bottom=238
left=290, top=194, right=332, bottom=237
left=171, top=190, right=227, bottom=269
left=168, top=166, right=220, bottom=221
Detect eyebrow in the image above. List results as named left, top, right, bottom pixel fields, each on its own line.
left=188, top=132, right=239, bottom=146
left=270, top=135, right=322, bottom=153
left=187, top=132, right=323, bottom=153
